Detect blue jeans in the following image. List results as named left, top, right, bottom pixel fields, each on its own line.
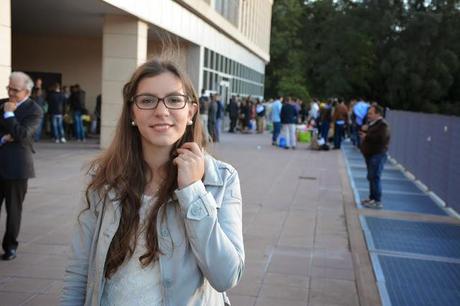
left=365, top=153, right=387, bottom=202
left=215, top=118, right=222, bottom=142
left=333, top=123, right=345, bottom=148
left=52, top=115, right=65, bottom=140
left=352, top=124, right=363, bottom=147
left=73, top=111, right=85, bottom=140
left=320, top=121, right=330, bottom=141
left=272, top=121, right=281, bottom=143
left=34, top=115, right=44, bottom=142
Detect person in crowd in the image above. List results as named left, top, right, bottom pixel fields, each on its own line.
left=280, top=97, right=298, bottom=149
left=263, top=98, right=272, bottom=121
left=352, top=98, right=370, bottom=147
left=332, top=99, right=348, bottom=149
left=308, top=99, right=320, bottom=126
left=62, top=85, right=71, bottom=100
left=0, top=72, right=43, bottom=260
left=255, top=99, right=265, bottom=134
left=70, top=84, right=86, bottom=141
left=60, top=58, right=244, bottom=305
left=240, top=98, right=250, bottom=133
left=249, top=99, right=256, bottom=133
left=227, top=95, right=239, bottom=133
left=63, top=85, right=74, bottom=139
left=359, top=103, right=391, bottom=209
left=94, top=94, right=102, bottom=134
left=271, top=96, right=282, bottom=145
left=319, top=102, right=332, bottom=143
left=198, top=89, right=210, bottom=140
left=47, top=83, right=67, bottom=143
left=215, top=94, right=224, bottom=142
left=208, top=93, right=217, bottom=142
left=293, top=98, right=301, bottom=118
left=299, top=100, right=308, bottom=124
left=31, top=86, right=47, bottom=142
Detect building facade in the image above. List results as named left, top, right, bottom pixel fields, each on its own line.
left=0, top=0, right=273, bottom=147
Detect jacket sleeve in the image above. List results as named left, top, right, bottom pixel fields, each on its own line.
left=4, top=103, right=42, bottom=142
left=60, top=192, right=98, bottom=306
left=175, top=169, right=244, bottom=292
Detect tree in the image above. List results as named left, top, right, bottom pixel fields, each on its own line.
left=265, top=0, right=460, bottom=115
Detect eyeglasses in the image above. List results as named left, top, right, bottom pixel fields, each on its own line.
left=132, top=94, right=192, bottom=110
left=6, top=86, right=25, bottom=94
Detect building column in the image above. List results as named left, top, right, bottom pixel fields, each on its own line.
left=186, top=45, right=203, bottom=94
left=0, top=0, right=11, bottom=91
left=101, top=15, right=148, bottom=148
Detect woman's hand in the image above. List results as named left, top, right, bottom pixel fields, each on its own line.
left=173, top=142, right=205, bottom=189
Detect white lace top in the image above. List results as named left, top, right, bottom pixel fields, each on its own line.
left=101, top=195, right=163, bottom=306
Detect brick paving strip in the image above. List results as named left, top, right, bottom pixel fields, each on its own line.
left=0, top=134, right=381, bottom=305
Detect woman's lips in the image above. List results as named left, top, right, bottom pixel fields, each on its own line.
left=150, top=123, right=173, bottom=132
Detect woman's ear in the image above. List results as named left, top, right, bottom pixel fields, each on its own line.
left=188, top=102, right=198, bottom=121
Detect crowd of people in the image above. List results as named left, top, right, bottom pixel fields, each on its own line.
left=203, top=93, right=380, bottom=152
left=208, top=94, right=391, bottom=211
left=31, top=78, right=101, bottom=143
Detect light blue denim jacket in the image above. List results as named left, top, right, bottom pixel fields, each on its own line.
left=60, top=155, right=244, bottom=306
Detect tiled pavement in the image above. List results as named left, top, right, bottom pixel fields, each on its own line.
left=342, top=142, right=460, bottom=306
left=0, top=133, right=379, bottom=306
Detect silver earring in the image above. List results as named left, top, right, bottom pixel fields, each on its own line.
left=187, top=120, right=193, bottom=126
left=131, top=120, right=136, bottom=126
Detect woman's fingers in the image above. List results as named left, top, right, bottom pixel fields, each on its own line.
left=175, top=142, right=205, bottom=189
left=180, top=142, right=203, bottom=156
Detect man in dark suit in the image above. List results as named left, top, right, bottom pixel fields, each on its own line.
left=0, top=71, right=43, bottom=260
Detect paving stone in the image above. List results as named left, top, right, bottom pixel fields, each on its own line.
left=255, top=296, right=308, bottom=306
left=258, top=282, right=308, bottom=301
left=309, top=278, right=359, bottom=305
left=263, top=272, right=309, bottom=288
left=0, top=277, right=54, bottom=293
left=0, top=292, right=33, bottom=306
left=228, top=294, right=256, bottom=306
left=23, top=293, right=60, bottom=305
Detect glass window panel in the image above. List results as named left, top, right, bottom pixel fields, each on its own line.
left=210, top=51, right=214, bottom=70
left=208, top=72, right=213, bottom=89
left=204, top=49, right=209, bottom=68
left=203, top=71, right=208, bottom=91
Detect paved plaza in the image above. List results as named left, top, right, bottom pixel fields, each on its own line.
left=0, top=132, right=378, bottom=306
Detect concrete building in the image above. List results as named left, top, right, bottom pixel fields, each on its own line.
left=1, top=0, right=273, bottom=147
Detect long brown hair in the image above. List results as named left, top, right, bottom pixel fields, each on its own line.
left=85, top=58, right=206, bottom=278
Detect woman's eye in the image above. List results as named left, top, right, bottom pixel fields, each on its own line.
left=169, top=96, right=184, bottom=103
left=141, top=97, right=156, bottom=104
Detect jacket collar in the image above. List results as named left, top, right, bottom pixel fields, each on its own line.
left=203, top=154, right=224, bottom=187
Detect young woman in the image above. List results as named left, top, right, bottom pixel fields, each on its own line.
left=60, top=59, right=244, bottom=306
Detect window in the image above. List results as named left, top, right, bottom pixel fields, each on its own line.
left=220, top=55, right=224, bottom=73
left=210, top=51, right=215, bottom=70
left=215, top=0, right=239, bottom=27
left=203, top=71, right=208, bottom=90
left=204, top=49, right=209, bottom=68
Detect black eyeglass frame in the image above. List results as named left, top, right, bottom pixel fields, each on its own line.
left=131, top=94, right=196, bottom=110
left=6, top=86, right=26, bottom=94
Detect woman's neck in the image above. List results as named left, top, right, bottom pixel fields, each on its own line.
left=141, top=140, right=171, bottom=183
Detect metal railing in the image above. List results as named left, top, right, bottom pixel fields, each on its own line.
left=386, top=109, right=460, bottom=213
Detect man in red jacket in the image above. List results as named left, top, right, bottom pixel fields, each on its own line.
left=359, top=104, right=391, bottom=209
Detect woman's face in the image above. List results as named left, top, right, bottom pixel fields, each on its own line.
left=131, top=72, right=197, bottom=150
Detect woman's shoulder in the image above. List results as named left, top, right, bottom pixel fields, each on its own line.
left=204, top=154, right=238, bottom=179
